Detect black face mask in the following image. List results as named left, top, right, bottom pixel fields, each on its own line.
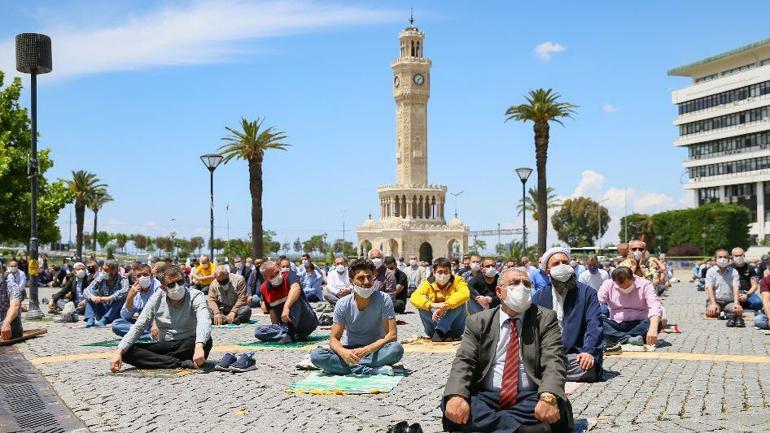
left=88, top=267, right=97, bottom=274
left=219, top=277, right=230, bottom=286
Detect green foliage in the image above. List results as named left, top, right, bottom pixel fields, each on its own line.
left=96, top=231, right=112, bottom=249
left=302, top=234, right=328, bottom=255
left=469, top=239, right=486, bottom=254
left=132, top=234, right=147, bottom=251
left=293, top=238, right=302, bottom=253
left=0, top=71, right=72, bottom=244
left=223, top=239, right=252, bottom=259
left=332, top=238, right=356, bottom=256
left=516, top=187, right=561, bottom=221
left=114, top=233, right=130, bottom=251
left=551, top=197, right=610, bottom=247
left=262, top=230, right=281, bottom=255
left=619, top=203, right=750, bottom=255
left=505, top=89, right=577, bottom=126
left=618, top=213, right=651, bottom=243
left=190, top=236, right=204, bottom=253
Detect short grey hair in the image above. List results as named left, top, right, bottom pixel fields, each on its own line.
left=497, top=267, right=529, bottom=287
left=260, top=260, right=277, bottom=274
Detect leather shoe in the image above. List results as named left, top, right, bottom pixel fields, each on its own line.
left=387, top=421, right=409, bottom=433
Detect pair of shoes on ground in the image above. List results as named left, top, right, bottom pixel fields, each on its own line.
left=726, top=314, right=746, bottom=328
left=317, top=314, right=333, bottom=327
left=430, top=330, right=457, bottom=342
left=214, top=352, right=256, bottom=373
left=85, top=318, right=107, bottom=328
left=387, top=421, right=422, bottom=433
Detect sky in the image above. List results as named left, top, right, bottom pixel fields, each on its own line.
left=2, top=0, right=769, bottom=253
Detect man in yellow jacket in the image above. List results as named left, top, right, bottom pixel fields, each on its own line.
left=410, top=257, right=470, bottom=342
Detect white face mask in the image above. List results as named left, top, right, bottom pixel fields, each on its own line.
left=409, top=259, right=417, bottom=267
left=733, top=256, right=745, bottom=266
left=75, top=269, right=86, bottom=279
left=716, top=257, right=730, bottom=268
left=353, top=284, right=375, bottom=298
left=138, top=276, right=152, bottom=289
left=280, top=267, right=291, bottom=274
left=301, top=260, right=309, bottom=267
left=8, top=266, right=18, bottom=273
left=617, top=282, right=636, bottom=294
left=484, top=267, right=497, bottom=278
left=470, top=262, right=481, bottom=272
left=435, top=273, right=450, bottom=285
left=549, top=264, right=573, bottom=283
left=335, top=265, right=346, bottom=274
left=503, top=284, right=532, bottom=313
left=270, top=274, right=283, bottom=286
left=632, top=250, right=643, bottom=261
left=165, top=283, right=186, bottom=301
left=371, top=258, right=383, bottom=268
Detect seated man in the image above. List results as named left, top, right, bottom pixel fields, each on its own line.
left=384, top=256, right=408, bottom=314
left=324, top=256, right=352, bottom=307
left=1, top=266, right=24, bottom=342
left=620, top=240, right=666, bottom=295
left=704, top=249, right=744, bottom=327
left=310, top=259, right=404, bottom=375
left=598, top=267, right=662, bottom=346
left=112, top=264, right=160, bottom=338
left=368, top=249, right=396, bottom=296
left=190, top=255, right=215, bottom=294
left=109, top=267, right=212, bottom=371
left=246, top=257, right=264, bottom=308
left=255, top=259, right=318, bottom=343
left=442, top=268, right=574, bottom=433
left=5, top=260, right=27, bottom=289
left=410, top=257, right=470, bottom=342
left=533, top=248, right=604, bottom=382
left=577, top=255, right=609, bottom=291
left=48, top=261, right=90, bottom=316
left=207, top=265, right=251, bottom=325
left=300, top=263, right=324, bottom=302
left=755, top=274, right=770, bottom=329
left=83, top=260, right=129, bottom=327
left=731, top=247, right=762, bottom=312
left=468, top=258, right=501, bottom=314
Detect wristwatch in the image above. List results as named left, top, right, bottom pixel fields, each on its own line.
left=539, top=392, right=557, bottom=405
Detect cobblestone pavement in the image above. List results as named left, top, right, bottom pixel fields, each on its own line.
left=10, top=274, right=770, bottom=433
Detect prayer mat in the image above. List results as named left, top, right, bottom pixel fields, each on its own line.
left=661, top=324, right=681, bottom=334
left=564, top=381, right=583, bottom=396
left=619, top=343, right=656, bottom=352
left=81, top=339, right=153, bottom=348
left=400, top=336, right=461, bottom=354
left=118, top=367, right=201, bottom=378
left=0, top=328, right=47, bottom=346
left=287, top=370, right=404, bottom=395
left=212, top=320, right=257, bottom=329
left=236, top=333, right=330, bottom=348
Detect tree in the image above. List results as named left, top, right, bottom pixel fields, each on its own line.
left=219, top=117, right=289, bottom=258
left=114, top=233, right=130, bottom=252
left=516, top=187, right=561, bottom=221
left=96, top=231, right=112, bottom=250
left=0, top=71, right=72, bottom=245
left=63, top=170, right=105, bottom=257
left=262, top=230, right=281, bottom=255
left=302, top=234, right=328, bottom=255
left=469, top=239, right=487, bottom=255
left=281, top=242, right=290, bottom=254
left=145, top=236, right=154, bottom=253
left=132, top=234, right=147, bottom=252
left=550, top=197, right=609, bottom=247
left=293, top=238, right=302, bottom=253
left=190, top=236, right=204, bottom=254
left=332, top=238, right=356, bottom=256
left=495, top=243, right=508, bottom=256
left=505, top=88, right=576, bottom=255
left=86, top=187, right=112, bottom=251
left=223, top=239, right=252, bottom=260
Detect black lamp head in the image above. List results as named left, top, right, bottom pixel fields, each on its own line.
left=15, top=33, right=53, bottom=74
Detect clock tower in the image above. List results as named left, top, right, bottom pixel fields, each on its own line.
left=357, top=18, right=468, bottom=262
left=392, top=21, right=430, bottom=186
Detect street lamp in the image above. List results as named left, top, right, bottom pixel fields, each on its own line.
left=16, top=33, right=52, bottom=320
left=515, top=167, right=533, bottom=254
left=200, top=153, right=223, bottom=262
left=597, top=198, right=609, bottom=249
left=701, top=232, right=707, bottom=257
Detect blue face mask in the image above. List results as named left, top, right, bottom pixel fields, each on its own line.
left=588, top=266, right=598, bottom=274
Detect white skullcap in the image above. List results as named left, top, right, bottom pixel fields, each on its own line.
left=539, top=247, right=571, bottom=271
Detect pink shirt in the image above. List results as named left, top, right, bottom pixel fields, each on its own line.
left=598, top=276, right=662, bottom=323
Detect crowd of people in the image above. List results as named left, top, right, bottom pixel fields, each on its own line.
left=1, top=239, right=768, bottom=432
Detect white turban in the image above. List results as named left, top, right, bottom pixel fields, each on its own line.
left=539, top=247, right=571, bottom=271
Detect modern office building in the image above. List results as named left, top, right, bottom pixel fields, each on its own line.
left=670, top=38, right=770, bottom=243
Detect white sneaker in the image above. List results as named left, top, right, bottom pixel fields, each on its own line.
left=295, top=354, right=318, bottom=370
left=372, top=366, right=394, bottom=376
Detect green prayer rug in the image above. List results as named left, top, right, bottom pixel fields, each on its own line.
left=212, top=320, right=258, bottom=329
left=288, top=370, right=404, bottom=395
left=236, top=333, right=330, bottom=348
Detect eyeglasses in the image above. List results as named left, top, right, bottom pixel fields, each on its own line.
left=630, top=247, right=645, bottom=251
left=501, top=278, right=532, bottom=288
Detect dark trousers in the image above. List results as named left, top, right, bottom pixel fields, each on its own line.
left=393, top=299, right=406, bottom=314
left=122, top=336, right=213, bottom=369
left=217, top=305, right=252, bottom=324
left=602, top=317, right=652, bottom=344
left=442, top=389, right=573, bottom=433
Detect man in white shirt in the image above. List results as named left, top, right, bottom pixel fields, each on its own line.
left=324, top=256, right=352, bottom=306
left=578, top=255, right=609, bottom=291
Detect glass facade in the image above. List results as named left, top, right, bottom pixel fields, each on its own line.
left=698, top=187, right=720, bottom=205
left=725, top=183, right=757, bottom=221
left=678, top=80, right=770, bottom=115
left=688, top=156, right=770, bottom=179
left=687, top=130, right=770, bottom=159
left=679, top=106, right=769, bottom=136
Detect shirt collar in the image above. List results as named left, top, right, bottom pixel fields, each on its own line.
left=499, top=308, right=520, bottom=330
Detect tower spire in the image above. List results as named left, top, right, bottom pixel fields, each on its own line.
left=409, top=8, right=414, bottom=26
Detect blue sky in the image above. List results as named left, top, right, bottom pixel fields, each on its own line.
left=2, top=0, right=769, bottom=251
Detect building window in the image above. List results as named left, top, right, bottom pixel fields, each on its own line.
left=725, top=183, right=757, bottom=222
left=689, top=156, right=770, bottom=179
left=698, top=187, right=720, bottom=205
left=678, top=80, right=770, bottom=115
left=679, top=106, right=769, bottom=136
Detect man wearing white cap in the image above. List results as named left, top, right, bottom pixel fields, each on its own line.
left=532, top=248, right=604, bottom=382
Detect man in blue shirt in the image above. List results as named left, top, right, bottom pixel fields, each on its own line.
left=300, top=263, right=324, bottom=302
left=83, top=260, right=129, bottom=327
left=112, top=264, right=160, bottom=338
left=310, top=258, right=404, bottom=375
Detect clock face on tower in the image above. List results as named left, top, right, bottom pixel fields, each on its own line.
left=413, top=73, right=425, bottom=85
left=394, top=75, right=400, bottom=87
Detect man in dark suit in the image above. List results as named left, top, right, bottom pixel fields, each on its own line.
left=443, top=268, right=573, bottom=433
left=532, top=249, right=604, bottom=382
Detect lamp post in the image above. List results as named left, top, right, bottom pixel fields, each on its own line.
left=515, top=167, right=533, bottom=254
left=200, top=153, right=223, bottom=262
left=16, top=33, right=52, bottom=320
left=597, top=198, right=609, bottom=249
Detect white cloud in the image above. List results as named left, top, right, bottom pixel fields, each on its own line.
left=602, top=103, right=620, bottom=113
left=572, top=170, right=604, bottom=198
left=533, top=41, right=566, bottom=61
left=0, top=0, right=398, bottom=81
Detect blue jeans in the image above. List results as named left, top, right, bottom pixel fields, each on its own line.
left=85, top=300, right=120, bottom=324
left=0, top=316, right=23, bottom=340
left=310, top=341, right=404, bottom=375
left=602, top=317, right=651, bottom=344
left=754, top=313, right=769, bottom=330
left=111, top=318, right=151, bottom=339
left=741, top=292, right=763, bottom=311
left=418, top=305, right=466, bottom=338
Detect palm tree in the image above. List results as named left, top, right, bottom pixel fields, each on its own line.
left=86, top=188, right=113, bottom=251
left=63, top=170, right=105, bottom=258
left=516, top=187, right=562, bottom=221
left=505, top=88, right=576, bottom=255
left=219, top=117, right=289, bottom=258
